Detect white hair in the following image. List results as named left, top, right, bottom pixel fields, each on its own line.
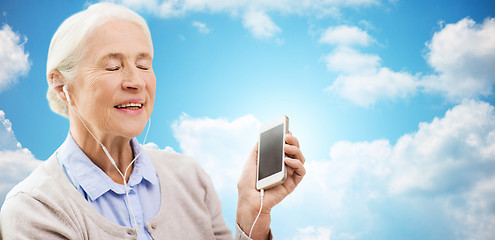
left=46, top=2, right=152, bottom=118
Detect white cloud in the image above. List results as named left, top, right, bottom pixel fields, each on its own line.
left=447, top=175, right=495, bottom=239
left=167, top=101, right=495, bottom=238
left=292, top=226, right=332, bottom=240
left=285, top=140, right=392, bottom=222
left=242, top=10, right=281, bottom=40
left=107, top=0, right=379, bottom=39
left=322, top=46, right=380, bottom=74
left=323, top=18, right=495, bottom=106
left=170, top=113, right=263, bottom=233
left=319, top=25, right=373, bottom=47
left=192, top=20, right=211, bottom=34
left=109, top=0, right=378, bottom=17
left=142, top=142, right=176, bottom=152
left=358, top=19, right=374, bottom=30
left=423, top=17, right=495, bottom=100
left=327, top=67, right=418, bottom=107
left=323, top=46, right=418, bottom=107
left=0, top=24, right=30, bottom=93
left=0, top=149, right=40, bottom=206
left=0, top=110, right=41, bottom=206
left=319, top=25, right=419, bottom=107
left=171, top=113, right=261, bottom=193
left=0, top=111, right=20, bottom=150
left=328, top=100, right=495, bottom=198
left=389, top=99, right=495, bottom=195
left=287, top=100, right=495, bottom=239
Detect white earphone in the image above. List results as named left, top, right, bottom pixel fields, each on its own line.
left=63, top=85, right=71, bottom=105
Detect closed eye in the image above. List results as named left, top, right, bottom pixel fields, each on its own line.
left=137, top=65, right=149, bottom=70
left=106, top=65, right=121, bottom=71
left=136, top=54, right=152, bottom=71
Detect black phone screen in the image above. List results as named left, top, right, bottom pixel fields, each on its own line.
left=258, top=123, right=285, bottom=180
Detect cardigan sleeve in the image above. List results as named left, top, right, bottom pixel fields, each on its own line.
left=0, top=192, right=80, bottom=240
left=235, top=223, right=273, bottom=240
left=198, top=164, right=236, bottom=240
left=198, top=163, right=272, bottom=240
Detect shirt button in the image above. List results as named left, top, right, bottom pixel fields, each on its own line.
left=151, top=223, right=157, bottom=229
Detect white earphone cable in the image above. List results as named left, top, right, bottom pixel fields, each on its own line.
left=249, top=189, right=264, bottom=238
left=64, top=86, right=150, bottom=239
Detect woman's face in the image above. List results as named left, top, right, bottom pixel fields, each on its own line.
left=69, top=19, right=156, bottom=139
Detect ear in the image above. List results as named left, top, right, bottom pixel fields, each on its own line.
left=48, top=70, right=69, bottom=104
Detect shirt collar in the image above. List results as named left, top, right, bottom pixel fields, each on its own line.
left=128, top=138, right=159, bottom=186
left=57, top=133, right=158, bottom=201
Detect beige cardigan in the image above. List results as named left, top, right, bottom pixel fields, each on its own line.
left=0, top=148, right=251, bottom=239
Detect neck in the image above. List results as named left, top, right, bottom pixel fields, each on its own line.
left=69, top=114, right=134, bottom=184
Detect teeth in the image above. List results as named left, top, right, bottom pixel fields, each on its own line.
left=115, top=103, right=143, bottom=109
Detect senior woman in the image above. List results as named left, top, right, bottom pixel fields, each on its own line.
left=0, top=3, right=305, bottom=240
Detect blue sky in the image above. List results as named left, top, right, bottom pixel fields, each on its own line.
left=1, top=0, right=495, bottom=239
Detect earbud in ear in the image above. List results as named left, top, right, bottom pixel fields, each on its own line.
left=63, top=85, right=71, bottom=105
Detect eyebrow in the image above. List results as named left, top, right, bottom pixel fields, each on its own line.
left=136, top=52, right=152, bottom=61
left=96, top=52, right=152, bottom=63
left=96, top=53, right=123, bottom=64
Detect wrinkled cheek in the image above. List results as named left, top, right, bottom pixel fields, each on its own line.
left=147, top=100, right=155, bottom=117
left=86, top=69, right=101, bottom=77
left=148, top=76, right=157, bottom=115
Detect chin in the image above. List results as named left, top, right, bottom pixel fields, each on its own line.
left=130, top=124, right=148, bottom=137
left=115, top=123, right=148, bottom=139
left=111, top=113, right=149, bottom=138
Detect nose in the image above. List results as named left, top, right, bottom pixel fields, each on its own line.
left=121, top=64, right=146, bottom=90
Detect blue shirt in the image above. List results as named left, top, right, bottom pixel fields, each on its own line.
left=56, top=134, right=160, bottom=240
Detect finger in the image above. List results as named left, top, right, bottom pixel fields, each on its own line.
left=286, top=165, right=294, bottom=177
left=285, top=134, right=300, bottom=148
left=285, top=157, right=306, bottom=176
left=282, top=157, right=306, bottom=192
left=249, top=142, right=259, bottom=163
left=238, top=142, right=259, bottom=190
left=284, top=144, right=305, bottom=164
left=285, top=157, right=306, bottom=180
left=252, top=142, right=259, bottom=155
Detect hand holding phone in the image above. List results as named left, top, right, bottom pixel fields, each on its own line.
left=237, top=115, right=306, bottom=238
left=256, top=115, right=288, bottom=190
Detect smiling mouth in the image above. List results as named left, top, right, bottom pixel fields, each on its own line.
left=114, top=103, right=143, bottom=110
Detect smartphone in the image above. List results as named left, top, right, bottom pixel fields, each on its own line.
left=256, top=115, right=289, bottom=190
